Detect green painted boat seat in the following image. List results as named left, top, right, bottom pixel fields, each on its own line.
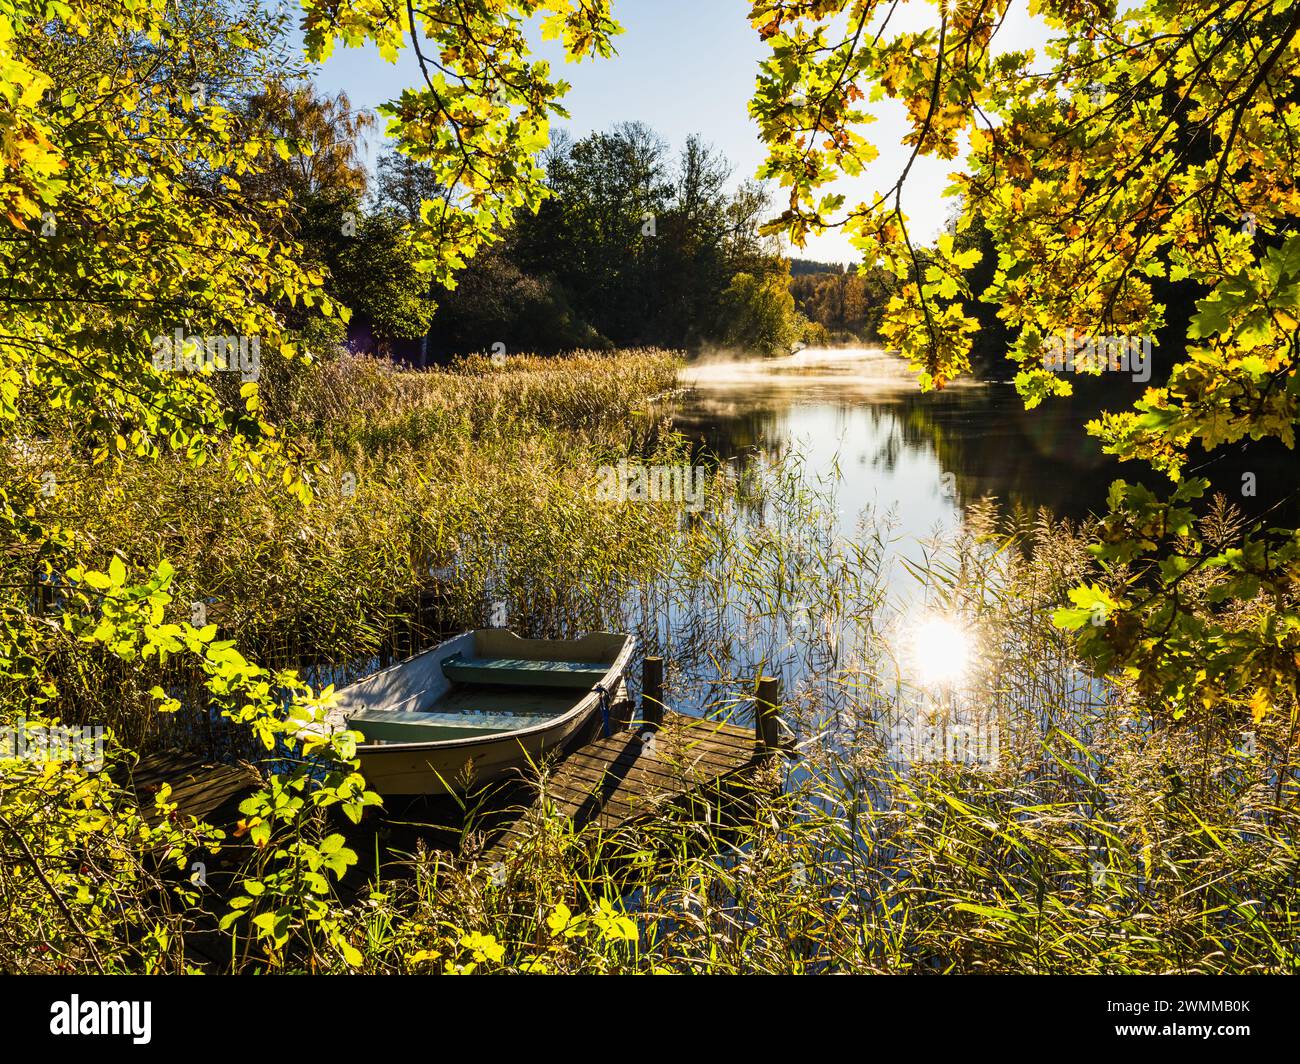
left=441, top=653, right=609, bottom=689
left=346, top=707, right=559, bottom=744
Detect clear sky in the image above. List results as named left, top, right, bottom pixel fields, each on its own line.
left=304, top=0, right=1049, bottom=266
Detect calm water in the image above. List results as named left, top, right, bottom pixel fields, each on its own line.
left=320, top=348, right=1284, bottom=759
left=649, top=346, right=1290, bottom=728
left=670, top=346, right=1288, bottom=552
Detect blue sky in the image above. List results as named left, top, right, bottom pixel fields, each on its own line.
left=304, top=0, right=1048, bottom=266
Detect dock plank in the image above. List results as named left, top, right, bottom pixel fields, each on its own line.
left=124, top=752, right=262, bottom=827
left=485, top=711, right=764, bottom=861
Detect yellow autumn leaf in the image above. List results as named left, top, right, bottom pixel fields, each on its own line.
left=1249, top=688, right=1270, bottom=723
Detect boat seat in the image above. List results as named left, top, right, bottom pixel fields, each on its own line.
left=346, top=707, right=557, bottom=744
left=441, top=653, right=608, bottom=689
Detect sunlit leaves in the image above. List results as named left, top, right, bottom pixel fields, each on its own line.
left=0, top=0, right=379, bottom=971
left=302, top=0, right=621, bottom=289
left=751, top=0, right=1300, bottom=723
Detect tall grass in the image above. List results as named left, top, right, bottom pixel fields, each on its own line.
left=286, top=350, right=679, bottom=452
left=347, top=444, right=1297, bottom=974
left=12, top=351, right=685, bottom=754
left=2, top=349, right=1296, bottom=973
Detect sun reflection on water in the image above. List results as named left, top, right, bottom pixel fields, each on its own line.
left=909, top=614, right=973, bottom=689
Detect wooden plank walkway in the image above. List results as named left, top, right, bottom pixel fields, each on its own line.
left=123, top=751, right=262, bottom=827
left=117, top=665, right=787, bottom=875
left=485, top=709, right=766, bottom=860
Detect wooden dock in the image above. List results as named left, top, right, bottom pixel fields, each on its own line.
left=484, top=663, right=783, bottom=861
left=123, top=750, right=262, bottom=827
left=119, top=660, right=787, bottom=872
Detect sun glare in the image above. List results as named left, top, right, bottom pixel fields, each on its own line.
left=911, top=615, right=973, bottom=688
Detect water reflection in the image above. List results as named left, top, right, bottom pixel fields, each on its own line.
left=670, top=346, right=1292, bottom=532
left=675, top=348, right=1119, bottom=531
left=652, top=345, right=1292, bottom=743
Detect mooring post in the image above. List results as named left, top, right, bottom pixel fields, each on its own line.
left=755, top=675, right=781, bottom=754
left=642, top=656, right=664, bottom=733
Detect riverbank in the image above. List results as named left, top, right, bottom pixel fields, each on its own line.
left=4, top=349, right=1296, bottom=974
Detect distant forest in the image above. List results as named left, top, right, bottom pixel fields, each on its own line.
left=407, top=124, right=962, bottom=361
left=787, top=260, right=892, bottom=346
left=415, top=122, right=804, bottom=358
left=238, top=90, right=813, bottom=363
left=264, top=88, right=1134, bottom=381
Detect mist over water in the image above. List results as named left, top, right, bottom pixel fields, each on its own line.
left=672, top=344, right=1294, bottom=539
left=672, top=346, right=1112, bottom=547
left=681, top=345, right=936, bottom=393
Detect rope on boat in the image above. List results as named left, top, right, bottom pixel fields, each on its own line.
left=595, top=681, right=612, bottom=738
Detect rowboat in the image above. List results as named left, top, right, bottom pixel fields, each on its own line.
left=325, top=629, right=634, bottom=796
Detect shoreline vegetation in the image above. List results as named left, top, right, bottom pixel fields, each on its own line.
left=5, top=350, right=1296, bottom=974
left=3, top=0, right=1298, bottom=985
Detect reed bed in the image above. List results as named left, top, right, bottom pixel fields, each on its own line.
left=2, top=349, right=1295, bottom=974
left=350, top=478, right=1299, bottom=974
left=9, top=351, right=685, bottom=753
left=284, top=349, right=681, bottom=453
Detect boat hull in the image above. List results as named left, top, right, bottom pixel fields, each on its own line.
left=355, top=698, right=602, bottom=795
left=328, top=630, right=634, bottom=796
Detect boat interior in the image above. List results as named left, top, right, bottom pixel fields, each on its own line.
left=339, top=630, right=628, bottom=745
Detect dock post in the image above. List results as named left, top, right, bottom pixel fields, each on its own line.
left=642, top=656, right=664, bottom=733
left=755, top=675, right=781, bottom=754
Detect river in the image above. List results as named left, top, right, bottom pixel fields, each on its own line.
left=642, top=345, right=1290, bottom=736
left=672, top=345, right=1291, bottom=542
